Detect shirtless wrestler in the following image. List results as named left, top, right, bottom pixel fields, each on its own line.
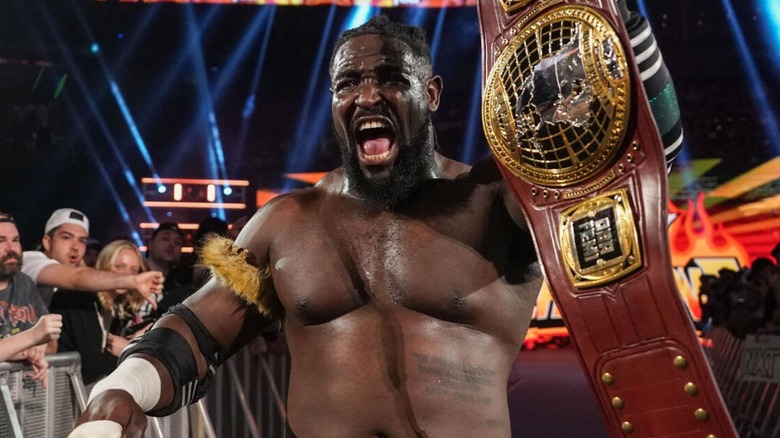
left=71, top=6, right=679, bottom=437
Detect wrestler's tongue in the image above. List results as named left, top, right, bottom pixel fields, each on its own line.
left=362, top=138, right=391, bottom=156
left=359, top=129, right=394, bottom=164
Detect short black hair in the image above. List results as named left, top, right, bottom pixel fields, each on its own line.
left=329, top=15, right=433, bottom=76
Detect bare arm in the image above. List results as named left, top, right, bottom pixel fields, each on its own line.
left=35, top=264, right=164, bottom=309
left=71, top=197, right=286, bottom=436
left=0, top=314, right=62, bottom=362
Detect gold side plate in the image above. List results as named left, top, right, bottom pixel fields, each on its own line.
left=559, top=189, right=641, bottom=288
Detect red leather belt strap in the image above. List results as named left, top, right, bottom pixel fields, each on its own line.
left=477, top=1, right=736, bottom=436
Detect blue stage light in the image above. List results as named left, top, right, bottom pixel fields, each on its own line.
left=722, top=0, right=780, bottom=154
left=759, top=0, right=780, bottom=72
left=461, top=61, right=484, bottom=165
left=110, top=80, right=164, bottom=189
left=345, top=4, right=375, bottom=30
left=90, top=42, right=100, bottom=54
left=223, top=187, right=233, bottom=196
left=158, top=185, right=167, bottom=194
left=34, top=4, right=156, bottom=224
left=284, top=5, right=340, bottom=190
left=429, top=8, right=447, bottom=67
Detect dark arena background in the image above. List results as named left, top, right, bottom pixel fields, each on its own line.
left=1, top=0, right=779, bottom=437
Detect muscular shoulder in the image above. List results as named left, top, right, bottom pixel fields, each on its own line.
left=234, top=186, right=327, bottom=259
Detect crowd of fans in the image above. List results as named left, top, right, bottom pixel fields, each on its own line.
left=698, top=245, right=780, bottom=338
left=0, top=207, right=246, bottom=391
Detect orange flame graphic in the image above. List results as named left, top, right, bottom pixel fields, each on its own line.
left=669, top=193, right=749, bottom=320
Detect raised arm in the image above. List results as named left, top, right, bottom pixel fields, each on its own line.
left=35, top=264, right=164, bottom=309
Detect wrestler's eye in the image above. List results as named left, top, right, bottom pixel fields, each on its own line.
left=333, top=78, right=359, bottom=94
left=380, top=73, right=409, bottom=87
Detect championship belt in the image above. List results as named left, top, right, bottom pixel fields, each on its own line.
left=477, top=1, right=737, bottom=436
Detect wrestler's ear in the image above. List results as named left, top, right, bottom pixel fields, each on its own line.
left=42, top=235, right=51, bottom=253
left=426, top=75, right=443, bottom=112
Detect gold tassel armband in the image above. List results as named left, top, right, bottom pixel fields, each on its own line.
left=200, top=236, right=272, bottom=315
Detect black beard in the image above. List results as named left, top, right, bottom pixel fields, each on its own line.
left=340, top=115, right=434, bottom=207
left=0, top=252, right=21, bottom=282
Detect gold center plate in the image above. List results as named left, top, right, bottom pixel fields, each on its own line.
left=482, top=5, right=631, bottom=187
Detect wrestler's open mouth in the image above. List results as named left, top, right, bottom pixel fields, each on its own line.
left=354, top=118, right=397, bottom=167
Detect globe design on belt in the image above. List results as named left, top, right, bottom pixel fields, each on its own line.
left=483, top=6, right=631, bottom=187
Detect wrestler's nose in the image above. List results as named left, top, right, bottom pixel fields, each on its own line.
left=355, top=80, right=381, bottom=108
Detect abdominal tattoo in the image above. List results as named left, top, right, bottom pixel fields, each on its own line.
left=413, top=353, right=495, bottom=406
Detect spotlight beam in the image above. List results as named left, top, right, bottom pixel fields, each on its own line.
left=32, top=1, right=156, bottom=224
left=235, top=7, right=277, bottom=174
left=721, top=0, right=780, bottom=155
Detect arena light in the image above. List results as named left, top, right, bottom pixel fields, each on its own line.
left=140, top=222, right=200, bottom=230
left=429, top=7, right=447, bottom=65
left=207, top=184, right=216, bottom=202
left=110, top=80, right=164, bottom=189
left=284, top=5, right=339, bottom=190
left=404, top=6, right=429, bottom=27
left=141, top=177, right=249, bottom=186
left=721, top=0, right=780, bottom=155
left=707, top=157, right=780, bottom=201
left=634, top=0, right=649, bottom=20
left=144, top=201, right=247, bottom=209
left=235, top=8, right=276, bottom=175
left=460, top=61, right=483, bottom=164
left=759, top=0, right=780, bottom=72
left=33, top=1, right=156, bottom=225
left=174, top=183, right=183, bottom=201
left=344, top=4, right=376, bottom=30
left=135, top=6, right=221, bottom=147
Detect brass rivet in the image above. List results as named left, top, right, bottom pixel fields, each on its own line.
left=510, top=28, right=517, bottom=35
left=554, top=191, right=560, bottom=199
left=621, top=421, right=634, bottom=434
left=618, top=164, right=625, bottom=173
left=501, top=38, right=509, bottom=45
left=602, top=373, right=614, bottom=385
left=626, top=153, right=634, bottom=163
left=684, top=382, right=698, bottom=396
left=612, top=397, right=624, bottom=409
left=632, top=141, right=640, bottom=150
left=531, top=187, right=538, bottom=196
left=543, top=190, right=549, bottom=198
left=695, top=408, right=709, bottom=422
left=705, top=435, right=716, bottom=438
left=674, top=356, right=688, bottom=369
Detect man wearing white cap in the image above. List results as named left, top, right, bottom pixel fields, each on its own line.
left=21, top=208, right=164, bottom=309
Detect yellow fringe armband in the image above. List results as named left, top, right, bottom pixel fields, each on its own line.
left=200, top=236, right=271, bottom=314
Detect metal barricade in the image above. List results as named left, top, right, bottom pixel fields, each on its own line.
left=0, top=352, right=87, bottom=438
left=703, top=326, right=780, bottom=438
left=206, top=342, right=291, bottom=438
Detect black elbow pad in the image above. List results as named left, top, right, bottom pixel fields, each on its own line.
left=119, top=304, right=225, bottom=416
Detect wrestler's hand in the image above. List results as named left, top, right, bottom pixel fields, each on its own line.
left=70, top=390, right=147, bottom=438
left=133, top=271, right=164, bottom=310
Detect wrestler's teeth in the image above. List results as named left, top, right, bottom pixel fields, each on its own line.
left=362, top=149, right=392, bottom=162
left=358, top=120, right=388, bottom=131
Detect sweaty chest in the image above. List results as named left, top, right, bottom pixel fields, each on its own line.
left=269, top=199, right=511, bottom=326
